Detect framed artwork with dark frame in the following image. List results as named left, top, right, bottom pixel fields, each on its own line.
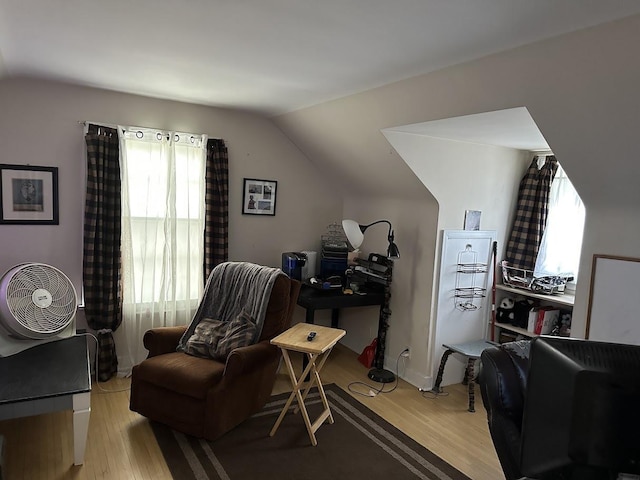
left=242, top=178, right=277, bottom=216
left=0, top=164, right=59, bottom=225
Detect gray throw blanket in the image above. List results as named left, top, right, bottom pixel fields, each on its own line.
left=177, top=262, right=284, bottom=351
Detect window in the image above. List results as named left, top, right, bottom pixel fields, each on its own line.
left=120, top=128, right=206, bottom=313
left=534, top=163, right=585, bottom=283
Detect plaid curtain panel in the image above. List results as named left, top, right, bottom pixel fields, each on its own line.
left=505, top=155, right=558, bottom=271
left=96, top=329, right=118, bottom=381
left=203, top=139, right=229, bottom=282
left=84, top=124, right=122, bottom=381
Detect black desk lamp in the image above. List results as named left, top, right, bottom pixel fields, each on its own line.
left=342, top=219, right=399, bottom=383
left=341, top=219, right=400, bottom=260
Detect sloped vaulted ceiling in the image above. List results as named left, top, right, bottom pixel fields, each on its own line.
left=1, top=1, right=640, bottom=116
left=273, top=14, right=640, bottom=208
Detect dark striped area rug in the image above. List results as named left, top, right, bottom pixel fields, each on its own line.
left=151, top=384, right=471, bottom=480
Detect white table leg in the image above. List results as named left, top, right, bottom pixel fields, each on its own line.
left=72, top=392, right=91, bottom=466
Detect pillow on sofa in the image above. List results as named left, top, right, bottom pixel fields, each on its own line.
left=215, top=310, right=257, bottom=360
left=183, top=318, right=226, bottom=358
left=183, top=311, right=257, bottom=360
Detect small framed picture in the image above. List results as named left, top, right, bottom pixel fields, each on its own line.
left=464, top=210, right=481, bottom=231
left=0, top=164, right=59, bottom=225
left=242, top=178, right=277, bottom=216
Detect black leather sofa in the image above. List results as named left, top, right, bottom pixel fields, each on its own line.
left=479, top=340, right=532, bottom=480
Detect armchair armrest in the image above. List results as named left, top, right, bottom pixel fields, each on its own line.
left=224, top=341, right=279, bottom=380
left=143, top=326, right=188, bottom=358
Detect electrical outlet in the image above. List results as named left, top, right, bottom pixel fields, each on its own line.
left=401, top=347, right=410, bottom=359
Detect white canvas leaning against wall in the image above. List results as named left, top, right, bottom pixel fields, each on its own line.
left=586, top=254, right=640, bottom=346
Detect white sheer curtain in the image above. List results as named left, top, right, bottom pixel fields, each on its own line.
left=116, top=127, right=207, bottom=375
left=534, top=163, right=585, bottom=280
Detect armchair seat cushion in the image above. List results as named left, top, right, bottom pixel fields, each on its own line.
left=134, top=352, right=225, bottom=400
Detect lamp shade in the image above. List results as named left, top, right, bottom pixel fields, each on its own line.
left=342, top=218, right=400, bottom=259
left=342, top=219, right=364, bottom=250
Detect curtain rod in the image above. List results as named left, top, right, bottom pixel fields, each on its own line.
left=78, top=120, right=222, bottom=140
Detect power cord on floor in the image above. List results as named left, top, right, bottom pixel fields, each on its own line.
left=419, top=388, right=449, bottom=400
left=76, top=332, right=131, bottom=394
left=348, top=349, right=407, bottom=397
left=418, top=375, right=450, bottom=399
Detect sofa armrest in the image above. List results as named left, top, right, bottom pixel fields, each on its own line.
left=143, top=326, right=188, bottom=358
left=224, top=341, right=279, bottom=380
left=479, top=344, right=530, bottom=480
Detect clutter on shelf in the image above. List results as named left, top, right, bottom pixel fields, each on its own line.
left=349, top=253, right=393, bottom=287
left=320, top=222, right=349, bottom=278
left=496, top=294, right=572, bottom=337
left=501, top=260, right=573, bottom=295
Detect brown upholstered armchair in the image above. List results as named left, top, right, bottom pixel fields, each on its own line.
left=129, top=273, right=301, bottom=441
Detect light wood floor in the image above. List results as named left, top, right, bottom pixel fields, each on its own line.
left=0, top=344, right=503, bottom=480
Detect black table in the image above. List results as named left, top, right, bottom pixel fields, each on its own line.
left=0, top=335, right=91, bottom=465
left=296, top=284, right=386, bottom=328
left=296, top=285, right=386, bottom=376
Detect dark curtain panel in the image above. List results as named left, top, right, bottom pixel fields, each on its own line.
left=203, top=138, right=229, bottom=281
left=83, top=124, right=122, bottom=381
left=505, top=155, right=558, bottom=271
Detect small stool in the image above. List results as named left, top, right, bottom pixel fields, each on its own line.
left=432, top=339, right=496, bottom=412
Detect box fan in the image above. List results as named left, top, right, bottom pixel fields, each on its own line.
left=0, top=263, right=78, bottom=357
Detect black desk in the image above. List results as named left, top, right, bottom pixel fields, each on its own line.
left=296, top=284, right=386, bottom=328
left=0, top=335, right=91, bottom=465
left=296, top=285, right=385, bottom=376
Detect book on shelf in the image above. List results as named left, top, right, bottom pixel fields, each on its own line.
left=527, top=306, right=560, bottom=335
left=527, top=308, right=539, bottom=334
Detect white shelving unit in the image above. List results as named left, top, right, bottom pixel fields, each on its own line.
left=496, top=284, right=575, bottom=307
left=494, top=321, right=532, bottom=338
left=493, top=284, right=575, bottom=339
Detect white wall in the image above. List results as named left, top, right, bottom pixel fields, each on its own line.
left=382, top=133, right=529, bottom=241
left=0, top=77, right=343, bottom=330
left=275, top=14, right=640, bottom=388
left=382, top=132, right=529, bottom=385
left=337, top=194, right=437, bottom=387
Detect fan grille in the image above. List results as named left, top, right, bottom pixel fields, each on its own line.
left=5, top=264, right=76, bottom=335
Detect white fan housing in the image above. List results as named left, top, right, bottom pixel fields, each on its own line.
left=0, top=263, right=78, bottom=356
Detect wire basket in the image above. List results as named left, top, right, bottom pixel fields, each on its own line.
left=501, top=261, right=570, bottom=295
